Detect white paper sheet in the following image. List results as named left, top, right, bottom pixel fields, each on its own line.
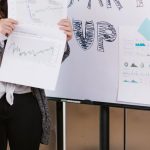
left=117, top=26, right=150, bottom=105
left=8, top=0, right=67, bottom=27
left=0, top=32, right=66, bottom=90
left=0, top=0, right=67, bottom=90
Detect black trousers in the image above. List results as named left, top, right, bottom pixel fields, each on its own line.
left=0, top=93, right=42, bottom=150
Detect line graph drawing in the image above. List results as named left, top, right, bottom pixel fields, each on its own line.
left=9, top=42, right=55, bottom=57
left=16, top=0, right=65, bottom=25
left=27, top=0, right=64, bottom=23
left=6, top=39, right=61, bottom=66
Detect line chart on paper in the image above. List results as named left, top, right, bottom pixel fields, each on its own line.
left=15, top=0, right=65, bottom=26
left=5, top=34, right=63, bottom=67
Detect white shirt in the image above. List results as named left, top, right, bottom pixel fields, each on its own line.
left=0, top=33, right=31, bottom=105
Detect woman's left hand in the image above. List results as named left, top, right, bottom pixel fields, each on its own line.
left=58, top=19, right=73, bottom=41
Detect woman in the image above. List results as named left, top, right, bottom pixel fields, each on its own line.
left=0, top=0, right=72, bottom=150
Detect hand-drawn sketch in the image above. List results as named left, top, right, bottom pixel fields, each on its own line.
left=97, top=21, right=117, bottom=52
left=87, top=0, right=104, bottom=9
left=7, top=37, right=61, bottom=66
left=68, top=0, right=74, bottom=8
left=15, top=0, right=66, bottom=26
left=136, top=0, right=144, bottom=7
left=0, top=31, right=66, bottom=90
left=27, top=0, right=63, bottom=24
left=0, top=0, right=67, bottom=90
left=68, top=0, right=122, bottom=10
left=73, top=20, right=95, bottom=50
left=87, top=0, right=91, bottom=9
left=72, top=20, right=117, bottom=52
left=106, top=0, right=123, bottom=10
left=118, top=26, right=150, bottom=104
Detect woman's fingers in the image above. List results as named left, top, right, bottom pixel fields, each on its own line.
left=6, top=18, right=18, bottom=24
left=58, top=19, right=70, bottom=25
left=0, top=18, right=17, bottom=36
left=58, top=19, right=71, bottom=29
left=1, top=18, right=17, bottom=26
left=64, top=31, right=72, bottom=41
left=59, top=26, right=72, bottom=40
left=59, top=25, right=71, bottom=31
left=1, top=28, right=12, bottom=35
left=3, top=25, right=13, bottom=33
left=1, top=24, right=14, bottom=36
left=4, top=22, right=15, bottom=30
left=58, top=19, right=73, bottom=41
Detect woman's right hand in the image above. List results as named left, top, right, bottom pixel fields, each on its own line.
left=0, top=18, right=17, bottom=36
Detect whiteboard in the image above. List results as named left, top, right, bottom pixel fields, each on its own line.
left=46, top=0, right=150, bottom=107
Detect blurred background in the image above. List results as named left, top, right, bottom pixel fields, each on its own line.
left=8, top=101, right=150, bottom=150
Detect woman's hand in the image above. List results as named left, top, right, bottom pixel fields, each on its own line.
left=58, top=19, right=73, bottom=41
left=0, top=18, right=17, bottom=36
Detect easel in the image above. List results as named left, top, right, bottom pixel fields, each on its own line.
left=56, top=101, right=64, bottom=150
left=51, top=99, right=150, bottom=150
left=55, top=100, right=120, bottom=150
left=55, top=100, right=111, bottom=150
left=100, top=105, right=109, bottom=150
